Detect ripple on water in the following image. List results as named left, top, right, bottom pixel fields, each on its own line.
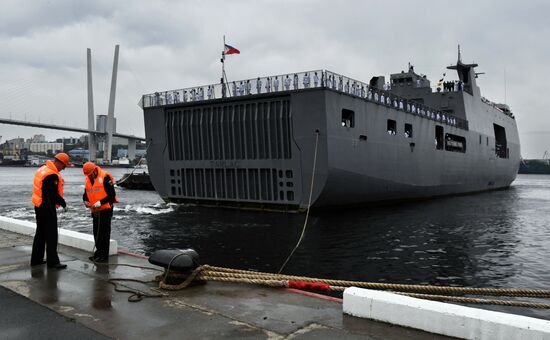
left=5, top=207, right=34, bottom=220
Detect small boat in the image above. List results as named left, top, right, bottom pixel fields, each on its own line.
left=117, top=171, right=155, bottom=190
left=518, top=159, right=550, bottom=174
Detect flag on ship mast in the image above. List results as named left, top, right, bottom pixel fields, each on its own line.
left=220, top=36, right=240, bottom=97
left=223, top=44, right=240, bottom=55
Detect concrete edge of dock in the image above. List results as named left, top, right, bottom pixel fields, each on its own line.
left=0, top=215, right=117, bottom=255
left=343, top=287, right=550, bottom=339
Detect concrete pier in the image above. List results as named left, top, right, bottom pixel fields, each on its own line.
left=0, top=216, right=117, bottom=256
left=0, top=228, right=446, bottom=339
left=344, top=287, right=550, bottom=340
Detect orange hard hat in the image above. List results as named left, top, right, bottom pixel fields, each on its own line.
left=54, top=153, right=71, bottom=166
left=83, top=162, right=97, bottom=176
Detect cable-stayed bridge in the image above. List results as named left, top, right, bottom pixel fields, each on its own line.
left=1, top=45, right=146, bottom=162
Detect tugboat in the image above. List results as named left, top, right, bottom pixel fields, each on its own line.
left=518, top=153, right=550, bottom=174
left=140, top=47, right=520, bottom=211
left=117, top=170, right=155, bottom=190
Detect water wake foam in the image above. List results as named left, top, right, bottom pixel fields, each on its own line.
left=115, top=203, right=174, bottom=215
left=4, top=207, right=34, bottom=220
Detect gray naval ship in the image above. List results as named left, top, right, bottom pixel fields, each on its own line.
left=140, top=50, right=520, bottom=211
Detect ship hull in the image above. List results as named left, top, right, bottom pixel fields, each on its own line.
left=143, top=86, right=520, bottom=211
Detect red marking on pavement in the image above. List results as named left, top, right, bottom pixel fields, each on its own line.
left=284, top=288, right=343, bottom=303
left=118, top=248, right=149, bottom=259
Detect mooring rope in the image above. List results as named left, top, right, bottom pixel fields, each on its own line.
left=153, top=264, right=550, bottom=308
left=398, top=292, right=550, bottom=309
left=278, top=130, right=320, bottom=274
left=92, top=258, right=550, bottom=308
left=107, top=277, right=167, bottom=302
left=191, top=265, right=550, bottom=298
left=90, top=261, right=166, bottom=302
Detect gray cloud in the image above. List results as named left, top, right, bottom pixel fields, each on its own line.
left=0, top=0, right=115, bottom=37
left=1, top=0, right=549, bottom=158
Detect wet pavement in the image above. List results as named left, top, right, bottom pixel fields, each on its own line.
left=0, top=285, right=110, bottom=340
left=0, top=229, right=450, bottom=339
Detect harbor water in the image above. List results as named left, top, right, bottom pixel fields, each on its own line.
left=2, top=167, right=550, bottom=319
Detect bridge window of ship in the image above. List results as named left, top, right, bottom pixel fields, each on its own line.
left=404, top=124, right=413, bottom=138
left=435, top=126, right=444, bottom=150
left=445, top=134, right=466, bottom=153
left=387, top=119, right=396, bottom=135
left=341, top=109, right=355, bottom=128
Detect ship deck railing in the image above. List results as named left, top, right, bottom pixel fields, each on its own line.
left=141, top=70, right=469, bottom=130
left=481, top=97, right=514, bottom=118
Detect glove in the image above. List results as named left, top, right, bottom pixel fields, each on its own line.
left=92, top=201, right=101, bottom=208
left=63, top=206, right=69, bottom=213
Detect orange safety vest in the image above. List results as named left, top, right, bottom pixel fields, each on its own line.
left=31, top=160, right=64, bottom=208
left=85, top=168, right=118, bottom=212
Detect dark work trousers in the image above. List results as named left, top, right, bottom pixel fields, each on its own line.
left=31, top=206, right=60, bottom=265
left=92, top=208, right=113, bottom=259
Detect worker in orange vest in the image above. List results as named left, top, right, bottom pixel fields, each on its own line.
left=30, top=153, right=70, bottom=269
left=82, top=162, right=118, bottom=263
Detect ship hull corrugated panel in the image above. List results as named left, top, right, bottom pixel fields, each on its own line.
left=144, top=95, right=306, bottom=209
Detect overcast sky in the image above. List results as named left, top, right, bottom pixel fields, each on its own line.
left=0, top=0, right=549, bottom=158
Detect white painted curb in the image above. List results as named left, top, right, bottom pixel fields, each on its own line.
left=0, top=216, right=117, bottom=256
left=343, top=287, right=550, bottom=340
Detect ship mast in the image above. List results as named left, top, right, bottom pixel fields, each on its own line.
left=447, top=44, right=478, bottom=95
left=221, top=35, right=226, bottom=97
